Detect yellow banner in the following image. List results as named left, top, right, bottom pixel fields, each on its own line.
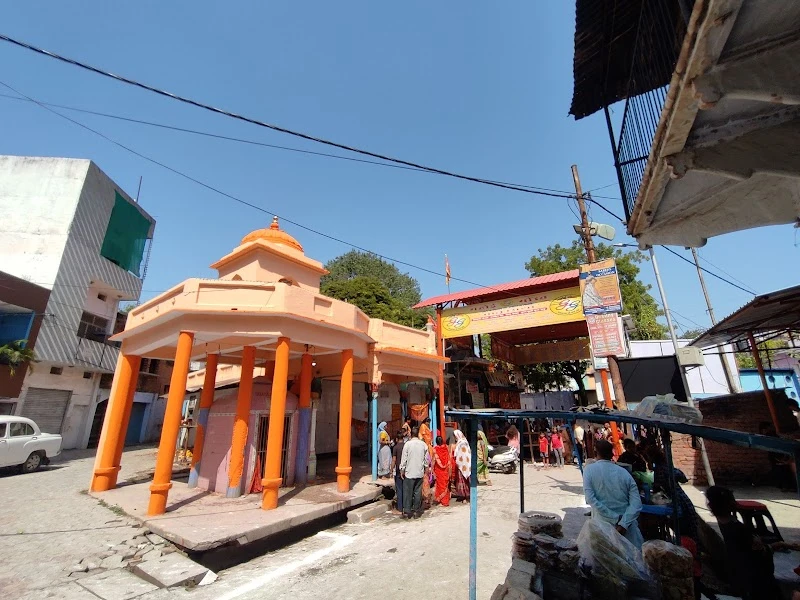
left=441, top=286, right=584, bottom=338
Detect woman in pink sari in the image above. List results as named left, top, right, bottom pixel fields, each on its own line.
left=433, top=435, right=452, bottom=506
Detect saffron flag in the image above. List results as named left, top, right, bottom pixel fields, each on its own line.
left=445, top=254, right=451, bottom=287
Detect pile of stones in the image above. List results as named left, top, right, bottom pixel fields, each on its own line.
left=65, top=525, right=182, bottom=580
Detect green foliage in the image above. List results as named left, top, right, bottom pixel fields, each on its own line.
left=522, top=360, right=590, bottom=406
left=736, top=338, right=788, bottom=370
left=321, top=251, right=431, bottom=328
left=681, top=327, right=706, bottom=340
left=524, top=240, right=668, bottom=340
left=0, top=340, right=36, bottom=377
left=322, top=250, right=422, bottom=307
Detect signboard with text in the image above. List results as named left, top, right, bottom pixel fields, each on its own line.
left=513, top=339, right=591, bottom=365
left=441, top=287, right=583, bottom=339
left=586, top=313, right=626, bottom=357
left=579, top=259, right=623, bottom=314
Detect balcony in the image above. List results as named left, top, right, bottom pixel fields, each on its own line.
left=571, top=0, right=800, bottom=247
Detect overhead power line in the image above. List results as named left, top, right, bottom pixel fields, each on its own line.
left=0, top=33, right=597, bottom=201
left=584, top=194, right=758, bottom=296
left=0, top=91, right=611, bottom=199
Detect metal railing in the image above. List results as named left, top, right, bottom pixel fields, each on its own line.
left=613, top=1, right=692, bottom=220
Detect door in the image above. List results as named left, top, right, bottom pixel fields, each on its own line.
left=0, top=423, right=8, bottom=466
left=88, top=400, right=108, bottom=449
left=255, top=414, right=292, bottom=482
left=7, top=421, right=35, bottom=464
left=125, top=403, right=146, bottom=446
left=21, top=388, right=71, bottom=434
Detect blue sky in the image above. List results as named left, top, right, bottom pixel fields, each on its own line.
left=0, top=2, right=794, bottom=335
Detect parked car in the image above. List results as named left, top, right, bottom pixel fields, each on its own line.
left=0, top=416, right=62, bottom=473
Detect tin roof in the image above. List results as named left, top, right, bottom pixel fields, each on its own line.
left=690, top=284, right=800, bottom=349
left=413, top=270, right=579, bottom=309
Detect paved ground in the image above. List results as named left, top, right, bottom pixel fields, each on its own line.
left=1, top=448, right=798, bottom=599
left=0, top=446, right=161, bottom=598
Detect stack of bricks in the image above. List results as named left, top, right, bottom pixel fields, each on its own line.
left=671, top=390, right=798, bottom=486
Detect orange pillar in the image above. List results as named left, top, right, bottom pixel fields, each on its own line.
left=598, top=368, right=621, bottom=454
left=188, top=353, right=218, bottom=488
left=436, top=307, right=446, bottom=435
left=336, top=349, right=354, bottom=493
left=111, top=357, right=143, bottom=486
left=263, top=359, right=275, bottom=382
left=91, top=353, right=140, bottom=492
left=262, top=337, right=291, bottom=510
left=227, top=346, right=256, bottom=498
left=147, top=331, right=194, bottom=516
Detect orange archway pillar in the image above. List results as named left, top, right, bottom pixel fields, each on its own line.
left=336, top=349, right=354, bottom=493
left=262, top=337, right=291, bottom=510
left=227, top=346, right=256, bottom=498
left=188, top=353, right=218, bottom=488
left=91, top=353, right=141, bottom=492
left=147, top=331, right=194, bottom=516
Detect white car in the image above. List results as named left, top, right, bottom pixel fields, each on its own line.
left=0, top=416, right=62, bottom=473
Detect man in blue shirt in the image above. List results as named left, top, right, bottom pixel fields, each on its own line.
left=583, top=439, right=644, bottom=548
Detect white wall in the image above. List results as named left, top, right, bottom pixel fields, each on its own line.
left=0, top=156, right=88, bottom=289
left=629, top=339, right=738, bottom=397
left=83, top=282, right=121, bottom=324
left=19, top=362, right=101, bottom=450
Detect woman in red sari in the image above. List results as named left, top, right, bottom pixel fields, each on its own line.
left=433, top=435, right=452, bottom=507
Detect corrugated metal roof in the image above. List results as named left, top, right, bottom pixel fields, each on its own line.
left=690, top=284, right=800, bottom=349
left=570, top=0, right=687, bottom=119
left=413, top=270, right=579, bottom=309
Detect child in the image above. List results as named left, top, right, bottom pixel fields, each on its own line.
left=538, top=432, right=550, bottom=467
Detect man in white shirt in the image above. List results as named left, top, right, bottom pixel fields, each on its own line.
left=574, top=423, right=585, bottom=463
left=400, top=426, right=429, bottom=519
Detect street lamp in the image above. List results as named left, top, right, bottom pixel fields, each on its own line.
left=613, top=243, right=715, bottom=485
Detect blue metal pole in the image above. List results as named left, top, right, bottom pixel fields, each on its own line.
left=469, top=416, right=478, bottom=600
left=371, top=390, right=379, bottom=480
left=517, top=417, right=525, bottom=513
left=431, top=397, right=438, bottom=444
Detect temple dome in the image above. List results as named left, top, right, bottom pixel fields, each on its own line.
left=241, top=217, right=303, bottom=253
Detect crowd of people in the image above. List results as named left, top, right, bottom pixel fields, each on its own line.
left=582, top=432, right=792, bottom=599
left=377, top=416, right=495, bottom=519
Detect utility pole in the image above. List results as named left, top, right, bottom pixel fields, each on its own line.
left=649, top=247, right=716, bottom=486
left=690, top=248, right=741, bottom=394
left=572, top=165, right=595, bottom=262
left=571, top=165, right=620, bottom=451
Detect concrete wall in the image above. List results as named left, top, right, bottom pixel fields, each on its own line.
left=0, top=156, right=87, bottom=289
left=739, top=369, right=800, bottom=404
left=18, top=363, right=101, bottom=450
left=316, top=380, right=369, bottom=455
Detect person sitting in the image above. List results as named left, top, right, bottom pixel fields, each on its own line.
left=506, top=424, right=521, bottom=454
left=583, top=439, right=644, bottom=548
left=705, top=486, right=780, bottom=600
left=617, top=438, right=647, bottom=473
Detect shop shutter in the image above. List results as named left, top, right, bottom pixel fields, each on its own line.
left=21, top=388, right=71, bottom=434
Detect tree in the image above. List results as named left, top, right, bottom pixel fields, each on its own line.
left=0, top=340, right=36, bottom=377
left=681, top=327, right=706, bottom=340
left=321, top=251, right=430, bottom=328
left=322, top=250, right=422, bottom=307
left=525, top=240, right=667, bottom=340
left=736, top=338, right=788, bottom=369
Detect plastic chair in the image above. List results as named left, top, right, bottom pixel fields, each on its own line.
left=734, top=500, right=783, bottom=544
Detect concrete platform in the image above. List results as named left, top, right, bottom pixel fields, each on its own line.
left=94, top=480, right=383, bottom=552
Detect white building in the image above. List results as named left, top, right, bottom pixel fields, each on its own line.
left=0, top=156, right=156, bottom=449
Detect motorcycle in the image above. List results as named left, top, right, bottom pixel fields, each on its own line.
left=487, top=444, right=519, bottom=474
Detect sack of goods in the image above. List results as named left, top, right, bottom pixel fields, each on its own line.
left=632, top=394, right=702, bottom=424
